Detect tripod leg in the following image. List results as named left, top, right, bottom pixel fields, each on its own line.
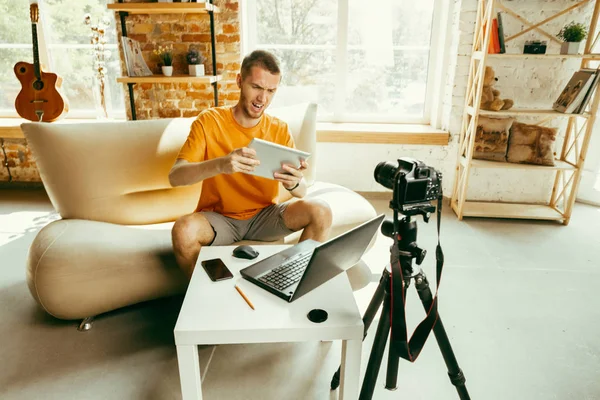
left=385, top=341, right=399, bottom=390
left=331, top=270, right=388, bottom=390
left=415, top=276, right=471, bottom=400
left=360, top=272, right=387, bottom=335
left=358, top=293, right=391, bottom=400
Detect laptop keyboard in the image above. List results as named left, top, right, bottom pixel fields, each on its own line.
left=258, top=252, right=312, bottom=291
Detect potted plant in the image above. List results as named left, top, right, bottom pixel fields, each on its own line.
left=153, top=44, right=174, bottom=76
left=557, top=21, right=588, bottom=55
left=186, top=48, right=206, bottom=77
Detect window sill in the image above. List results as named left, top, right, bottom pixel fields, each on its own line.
left=0, top=118, right=27, bottom=139
left=1, top=118, right=450, bottom=146
left=316, top=122, right=449, bottom=145
left=0, top=117, right=124, bottom=139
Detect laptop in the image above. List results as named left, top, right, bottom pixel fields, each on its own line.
left=240, top=214, right=385, bottom=302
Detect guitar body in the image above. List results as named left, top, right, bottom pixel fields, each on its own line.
left=14, top=61, right=68, bottom=122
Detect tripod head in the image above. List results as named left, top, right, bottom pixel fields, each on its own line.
left=380, top=202, right=436, bottom=275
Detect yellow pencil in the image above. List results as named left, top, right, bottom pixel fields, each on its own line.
left=235, top=285, right=255, bottom=310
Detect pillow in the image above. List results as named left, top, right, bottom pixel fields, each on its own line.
left=473, top=116, right=514, bottom=162
left=507, top=122, right=556, bottom=166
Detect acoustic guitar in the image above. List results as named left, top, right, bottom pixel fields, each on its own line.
left=14, top=2, right=68, bottom=122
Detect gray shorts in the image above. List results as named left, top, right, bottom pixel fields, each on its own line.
left=201, top=203, right=295, bottom=246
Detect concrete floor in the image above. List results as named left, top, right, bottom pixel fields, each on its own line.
left=1, top=189, right=599, bottom=400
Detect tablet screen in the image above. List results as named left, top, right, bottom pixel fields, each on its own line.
left=247, top=138, right=311, bottom=180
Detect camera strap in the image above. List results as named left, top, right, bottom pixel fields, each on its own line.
left=390, top=195, right=444, bottom=362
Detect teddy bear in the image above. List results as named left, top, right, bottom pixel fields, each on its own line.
left=480, top=66, right=514, bottom=111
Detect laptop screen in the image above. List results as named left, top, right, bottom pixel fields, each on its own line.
left=291, top=214, right=385, bottom=301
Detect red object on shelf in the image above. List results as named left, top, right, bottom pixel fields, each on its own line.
left=492, top=19, right=501, bottom=54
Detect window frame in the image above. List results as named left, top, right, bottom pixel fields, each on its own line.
left=242, top=0, right=453, bottom=127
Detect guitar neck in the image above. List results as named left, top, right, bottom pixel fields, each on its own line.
left=32, top=23, right=41, bottom=80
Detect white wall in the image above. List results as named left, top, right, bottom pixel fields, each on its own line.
left=317, top=0, right=599, bottom=203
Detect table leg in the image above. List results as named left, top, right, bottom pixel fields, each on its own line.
left=176, top=345, right=203, bottom=400
left=339, top=339, right=362, bottom=400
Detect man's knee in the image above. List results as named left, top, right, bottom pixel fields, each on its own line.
left=172, top=214, right=214, bottom=251
left=306, top=199, right=333, bottom=228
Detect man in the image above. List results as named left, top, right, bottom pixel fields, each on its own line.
left=169, top=50, right=332, bottom=278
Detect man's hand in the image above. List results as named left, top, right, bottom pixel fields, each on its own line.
left=220, top=147, right=260, bottom=174
left=274, top=159, right=308, bottom=190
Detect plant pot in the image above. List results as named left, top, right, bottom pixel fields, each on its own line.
left=157, top=0, right=173, bottom=3
left=560, top=41, right=582, bottom=55
left=188, top=64, right=205, bottom=77
left=162, top=66, right=173, bottom=77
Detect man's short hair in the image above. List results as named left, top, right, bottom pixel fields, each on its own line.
left=240, top=50, right=281, bottom=79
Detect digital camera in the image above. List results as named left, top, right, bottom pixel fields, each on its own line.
left=374, top=157, right=442, bottom=213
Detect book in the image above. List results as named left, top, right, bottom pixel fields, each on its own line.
left=553, top=69, right=597, bottom=114
left=492, top=19, right=500, bottom=54
left=485, top=19, right=500, bottom=54
left=574, top=67, right=600, bottom=113
left=486, top=22, right=494, bottom=54
left=121, top=37, right=152, bottom=77
left=497, top=12, right=506, bottom=53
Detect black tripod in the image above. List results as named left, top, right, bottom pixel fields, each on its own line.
left=331, top=208, right=470, bottom=400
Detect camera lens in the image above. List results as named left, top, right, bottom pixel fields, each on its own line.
left=374, top=161, right=397, bottom=190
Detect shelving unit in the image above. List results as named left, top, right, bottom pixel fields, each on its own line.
left=107, top=0, right=221, bottom=120
left=450, top=0, right=600, bottom=225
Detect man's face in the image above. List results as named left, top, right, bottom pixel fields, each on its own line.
left=237, top=66, right=280, bottom=119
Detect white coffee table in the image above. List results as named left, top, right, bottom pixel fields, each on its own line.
left=174, top=245, right=364, bottom=400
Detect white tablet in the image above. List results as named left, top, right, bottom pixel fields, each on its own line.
left=246, top=138, right=311, bottom=180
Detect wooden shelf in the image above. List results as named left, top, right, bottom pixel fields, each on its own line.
left=474, top=51, right=600, bottom=60
left=451, top=0, right=600, bottom=225
left=117, top=74, right=222, bottom=84
left=466, top=106, right=591, bottom=118
left=107, top=2, right=219, bottom=14
left=461, top=157, right=577, bottom=171
left=451, top=201, right=565, bottom=221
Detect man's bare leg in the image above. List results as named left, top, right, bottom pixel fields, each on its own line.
left=282, top=199, right=333, bottom=242
left=171, top=213, right=215, bottom=278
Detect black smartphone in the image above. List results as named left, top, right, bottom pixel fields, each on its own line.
left=201, top=258, right=234, bottom=282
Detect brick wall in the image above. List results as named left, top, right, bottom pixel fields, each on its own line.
left=117, top=0, right=241, bottom=119
left=0, top=138, right=41, bottom=183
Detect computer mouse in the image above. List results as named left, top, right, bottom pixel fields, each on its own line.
left=232, top=245, right=259, bottom=260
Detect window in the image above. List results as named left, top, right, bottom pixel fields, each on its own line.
left=0, top=0, right=34, bottom=116
left=243, top=0, right=449, bottom=124
left=0, top=0, right=125, bottom=118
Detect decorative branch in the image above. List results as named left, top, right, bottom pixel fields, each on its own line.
left=84, top=13, right=112, bottom=118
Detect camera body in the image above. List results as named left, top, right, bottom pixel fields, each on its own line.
left=374, top=157, right=442, bottom=214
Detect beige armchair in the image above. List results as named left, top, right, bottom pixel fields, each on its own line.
left=22, top=103, right=376, bottom=327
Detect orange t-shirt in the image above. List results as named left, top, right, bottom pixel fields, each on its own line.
left=177, top=106, right=295, bottom=220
